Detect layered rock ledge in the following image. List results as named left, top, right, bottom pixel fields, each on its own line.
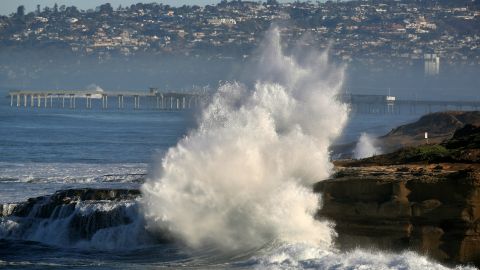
left=316, top=123, right=480, bottom=266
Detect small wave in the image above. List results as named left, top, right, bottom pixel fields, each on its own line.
left=0, top=162, right=148, bottom=184
left=0, top=177, right=19, bottom=183
left=242, top=243, right=476, bottom=270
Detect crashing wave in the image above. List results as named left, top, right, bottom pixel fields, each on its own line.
left=0, top=189, right=166, bottom=250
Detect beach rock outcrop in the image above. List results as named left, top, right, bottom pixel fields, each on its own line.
left=0, top=188, right=157, bottom=248
left=318, top=121, right=480, bottom=266
left=3, top=188, right=141, bottom=218
left=315, top=166, right=480, bottom=266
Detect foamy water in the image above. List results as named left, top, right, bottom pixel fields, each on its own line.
left=0, top=162, right=148, bottom=184
left=142, top=28, right=348, bottom=250
left=0, top=162, right=147, bottom=203
left=247, top=243, right=476, bottom=270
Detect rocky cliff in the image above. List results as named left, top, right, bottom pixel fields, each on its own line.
left=331, top=111, right=480, bottom=158
left=379, top=111, right=480, bottom=152
left=316, top=123, right=480, bottom=266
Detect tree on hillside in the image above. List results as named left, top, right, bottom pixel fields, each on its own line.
left=17, top=5, right=25, bottom=17
left=99, top=3, right=114, bottom=14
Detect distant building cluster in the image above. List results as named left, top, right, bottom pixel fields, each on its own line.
left=0, top=0, right=479, bottom=73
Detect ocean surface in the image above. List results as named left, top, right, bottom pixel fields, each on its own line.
left=1, top=87, right=471, bottom=270
left=0, top=89, right=421, bottom=203
left=0, top=92, right=197, bottom=203
left=0, top=91, right=472, bottom=269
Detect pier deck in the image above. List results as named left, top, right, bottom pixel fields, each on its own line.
left=7, top=89, right=206, bottom=110
left=6, top=90, right=480, bottom=114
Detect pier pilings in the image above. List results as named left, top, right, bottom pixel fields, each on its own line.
left=7, top=90, right=207, bottom=112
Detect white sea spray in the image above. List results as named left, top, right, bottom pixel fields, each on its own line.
left=354, top=132, right=382, bottom=159
left=141, top=27, right=348, bottom=250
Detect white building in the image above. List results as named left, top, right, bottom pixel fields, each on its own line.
left=424, top=53, right=440, bottom=76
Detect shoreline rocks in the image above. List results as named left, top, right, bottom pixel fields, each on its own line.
left=317, top=118, right=480, bottom=266
left=0, top=188, right=155, bottom=249
left=315, top=165, right=480, bottom=266
left=1, top=188, right=141, bottom=218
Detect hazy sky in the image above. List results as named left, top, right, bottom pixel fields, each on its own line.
left=1, top=0, right=293, bottom=15
left=1, top=1, right=216, bottom=15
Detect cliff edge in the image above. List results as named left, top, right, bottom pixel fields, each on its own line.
left=317, top=122, right=480, bottom=266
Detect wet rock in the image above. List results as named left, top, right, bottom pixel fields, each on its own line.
left=69, top=205, right=133, bottom=240
left=7, top=188, right=140, bottom=218
left=0, top=188, right=148, bottom=247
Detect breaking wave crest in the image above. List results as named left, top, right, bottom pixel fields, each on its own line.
left=141, top=27, right=348, bottom=250
left=245, top=243, right=475, bottom=270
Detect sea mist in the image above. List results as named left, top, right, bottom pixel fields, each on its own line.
left=354, top=132, right=382, bottom=159
left=141, top=28, right=348, bottom=250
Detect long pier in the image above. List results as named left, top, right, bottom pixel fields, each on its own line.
left=7, top=89, right=207, bottom=110
left=7, top=90, right=480, bottom=114
left=339, top=94, right=480, bottom=114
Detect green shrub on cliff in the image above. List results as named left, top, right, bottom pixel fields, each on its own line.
left=398, top=145, right=451, bottom=163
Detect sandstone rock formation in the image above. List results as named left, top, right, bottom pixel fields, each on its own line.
left=315, top=165, right=480, bottom=266
left=317, top=120, right=480, bottom=266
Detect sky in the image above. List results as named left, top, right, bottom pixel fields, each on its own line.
left=1, top=1, right=217, bottom=15
left=1, top=0, right=292, bottom=15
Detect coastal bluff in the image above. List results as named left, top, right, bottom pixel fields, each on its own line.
left=331, top=111, right=480, bottom=158
left=316, top=122, right=480, bottom=266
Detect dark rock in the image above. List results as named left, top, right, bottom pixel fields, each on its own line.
left=7, top=188, right=140, bottom=218
left=0, top=188, right=158, bottom=247
left=69, top=206, right=133, bottom=240
left=442, top=125, right=480, bottom=164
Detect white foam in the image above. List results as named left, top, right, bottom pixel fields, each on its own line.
left=0, top=162, right=148, bottom=183
left=141, top=27, right=348, bottom=251
left=248, top=243, right=475, bottom=270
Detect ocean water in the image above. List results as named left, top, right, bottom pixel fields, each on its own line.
left=0, top=91, right=419, bottom=203
left=0, top=93, right=197, bottom=203
left=1, top=29, right=471, bottom=269
left=1, top=92, right=471, bottom=269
